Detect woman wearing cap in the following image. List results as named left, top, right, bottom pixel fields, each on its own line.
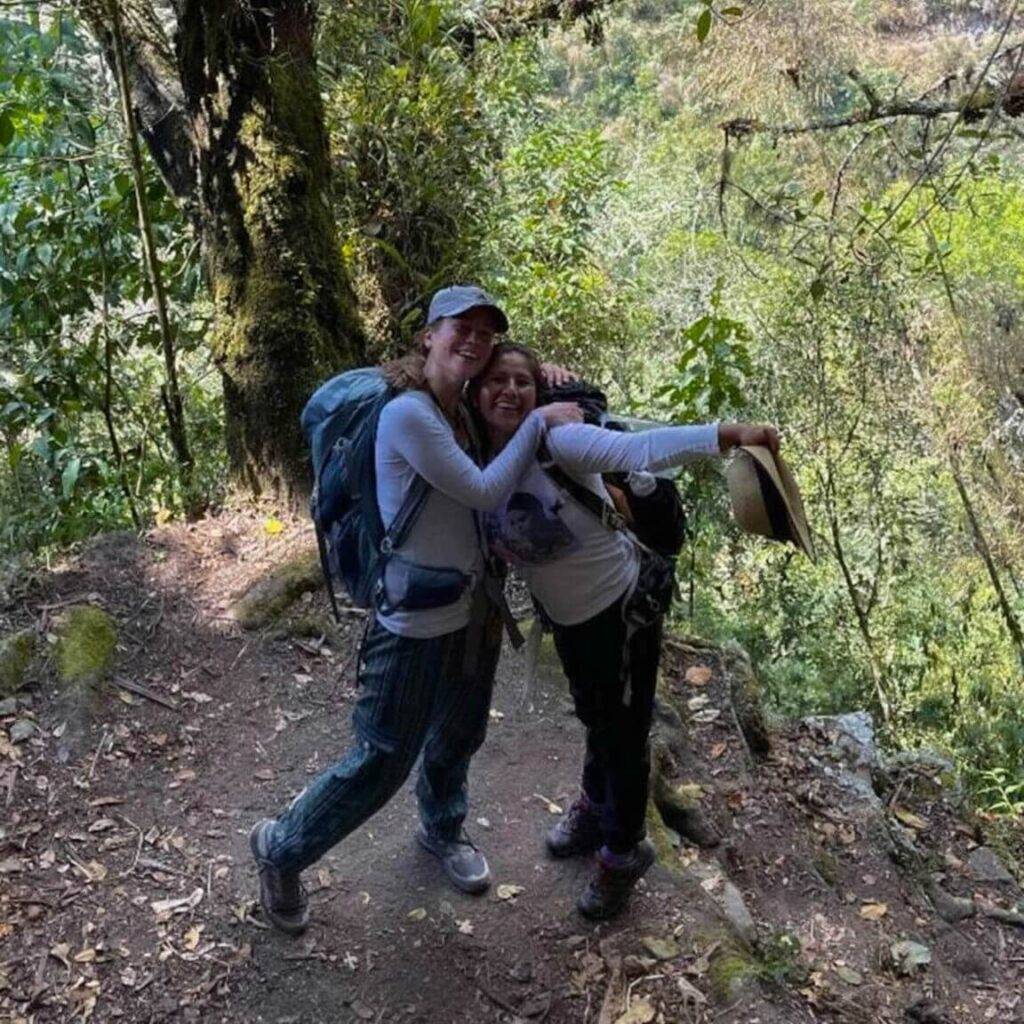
left=250, top=289, right=582, bottom=935
left=470, top=342, right=778, bottom=919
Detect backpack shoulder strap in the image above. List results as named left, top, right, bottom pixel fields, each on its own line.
left=380, top=473, right=430, bottom=554
left=537, top=439, right=630, bottom=535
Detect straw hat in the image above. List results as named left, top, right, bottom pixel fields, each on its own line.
left=725, top=446, right=816, bottom=561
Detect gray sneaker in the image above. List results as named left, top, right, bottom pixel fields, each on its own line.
left=417, top=827, right=491, bottom=894
left=249, top=819, right=310, bottom=935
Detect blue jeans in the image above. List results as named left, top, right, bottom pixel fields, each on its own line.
left=262, top=599, right=501, bottom=875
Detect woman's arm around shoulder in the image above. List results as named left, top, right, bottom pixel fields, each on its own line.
left=379, top=392, right=582, bottom=511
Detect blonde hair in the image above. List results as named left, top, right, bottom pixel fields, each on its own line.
left=381, top=327, right=429, bottom=391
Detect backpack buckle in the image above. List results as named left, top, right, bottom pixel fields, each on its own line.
left=380, top=536, right=394, bottom=555
left=602, top=505, right=627, bottom=531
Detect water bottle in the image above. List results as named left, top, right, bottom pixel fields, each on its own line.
left=626, top=471, right=657, bottom=497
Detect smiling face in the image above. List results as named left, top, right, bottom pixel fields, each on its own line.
left=475, top=351, right=540, bottom=441
left=422, top=307, right=500, bottom=385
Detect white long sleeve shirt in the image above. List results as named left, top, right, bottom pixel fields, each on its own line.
left=374, top=390, right=546, bottom=637
left=483, top=423, right=721, bottom=626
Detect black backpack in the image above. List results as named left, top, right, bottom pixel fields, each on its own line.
left=540, top=380, right=688, bottom=558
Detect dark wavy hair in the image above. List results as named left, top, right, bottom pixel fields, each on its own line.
left=467, top=342, right=544, bottom=455
left=468, top=342, right=543, bottom=401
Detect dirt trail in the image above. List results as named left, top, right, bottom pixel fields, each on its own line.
left=1, top=517, right=1022, bottom=1023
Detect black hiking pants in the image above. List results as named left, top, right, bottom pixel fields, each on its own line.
left=551, top=592, right=662, bottom=854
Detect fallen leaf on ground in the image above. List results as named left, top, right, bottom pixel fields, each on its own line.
left=642, top=936, right=680, bottom=960
left=685, top=665, right=712, bottom=687
left=49, top=943, right=71, bottom=968
left=457, top=919, right=474, bottom=935
left=676, top=976, right=706, bottom=1006
left=835, top=965, right=863, bottom=985
left=407, top=907, right=427, bottom=921
left=151, top=887, right=203, bottom=917
left=614, top=998, right=655, bottom=1024
left=894, top=807, right=928, bottom=830
left=496, top=883, right=524, bottom=901
left=183, top=691, right=212, bottom=704
left=709, top=742, right=728, bottom=759
left=88, top=797, right=124, bottom=808
left=859, top=901, right=888, bottom=921
left=84, top=860, right=108, bottom=883
left=891, top=940, right=931, bottom=975
left=183, top=924, right=204, bottom=951
left=476, top=817, right=491, bottom=829
left=253, top=769, right=275, bottom=781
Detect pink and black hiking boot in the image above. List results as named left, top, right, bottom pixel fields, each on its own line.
left=577, top=839, right=656, bottom=920
left=545, top=795, right=602, bottom=858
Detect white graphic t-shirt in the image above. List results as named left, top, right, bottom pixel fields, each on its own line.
left=484, top=422, right=721, bottom=626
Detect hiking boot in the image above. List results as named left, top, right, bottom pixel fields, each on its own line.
left=417, top=826, right=491, bottom=894
left=577, top=840, right=656, bottom=921
left=546, top=796, right=602, bottom=858
left=249, top=819, right=309, bottom=935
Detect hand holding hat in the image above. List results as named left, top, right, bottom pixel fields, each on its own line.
left=718, top=423, right=780, bottom=456
left=719, top=423, right=816, bottom=561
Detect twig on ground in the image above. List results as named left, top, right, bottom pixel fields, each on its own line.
left=88, top=728, right=111, bottom=780
left=227, top=640, right=250, bottom=674
left=111, top=676, right=180, bottom=711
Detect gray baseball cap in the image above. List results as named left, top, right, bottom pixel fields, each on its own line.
left=426, top=284, right=509, bottom=333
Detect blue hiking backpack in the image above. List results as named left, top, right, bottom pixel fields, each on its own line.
left=301, top=368, right=428, bottom=618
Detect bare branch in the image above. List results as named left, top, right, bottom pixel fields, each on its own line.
left=722, top=43, right=1024, bottom=139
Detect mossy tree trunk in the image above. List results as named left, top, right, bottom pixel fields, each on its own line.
left=82, top=1, right=364, bottom=503
left=178, top=2, right=363, bottom=500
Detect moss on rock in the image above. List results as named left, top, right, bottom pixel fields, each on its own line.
left=645, top=796, right=682, bottom=870
left=55, top=605, right=117, bottom=685
left=230, top=549, right=322, bottom=629
left=271, top=611, right=337, bottom=641
left=0, top=628, right=37, bottom=697
left=708, top=944, right=760, bottom=1002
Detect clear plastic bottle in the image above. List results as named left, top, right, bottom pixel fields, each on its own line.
left=626, top=471, right=657, bottom=497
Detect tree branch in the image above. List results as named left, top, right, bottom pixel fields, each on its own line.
left=75, top=0, right=197, bottom=206
left=722, top=87, right=1023, bottom=139
left=721, top=43, right=1024, bottom=139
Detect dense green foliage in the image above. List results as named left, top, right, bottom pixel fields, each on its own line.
left=1, top=1, right=1022, bottom=806
left=0, top=12, right=221, bottom=550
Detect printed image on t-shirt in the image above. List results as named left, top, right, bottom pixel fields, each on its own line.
left=485, top=488, right=581, bottom=565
